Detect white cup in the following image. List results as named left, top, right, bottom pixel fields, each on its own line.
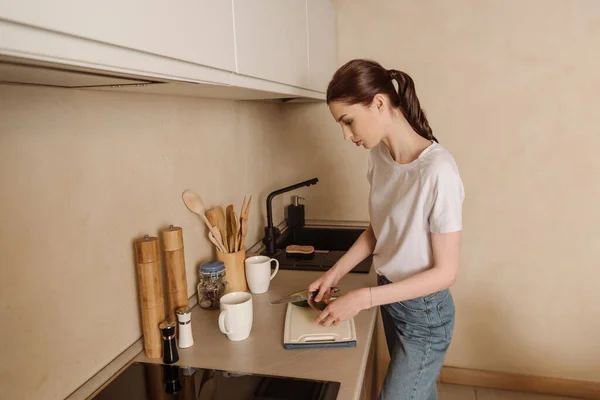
left=218, top=292, right=253, bottom=341
left=244, top=255, right=279, bottom=294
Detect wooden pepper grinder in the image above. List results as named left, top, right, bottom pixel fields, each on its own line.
left=160, top=225, right=189, bottom=321
left=134, top=235, right=166, bottom=359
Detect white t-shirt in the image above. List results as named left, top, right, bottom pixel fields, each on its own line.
left=367, top=140, right=465, bottom=282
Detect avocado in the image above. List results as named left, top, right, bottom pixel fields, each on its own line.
left=292, top=299, right=328, bottom=310
left=289, top=290, right=331, bottom=310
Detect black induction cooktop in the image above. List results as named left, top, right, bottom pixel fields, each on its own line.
left=92, top=362, right=340, bottom=400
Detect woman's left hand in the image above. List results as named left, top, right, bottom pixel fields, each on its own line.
left=311, top=288, right=371, bottom=327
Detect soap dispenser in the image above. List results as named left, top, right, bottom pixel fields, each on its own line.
left=287, top=196, right=305, bottom=229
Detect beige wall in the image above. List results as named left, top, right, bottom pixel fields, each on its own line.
left=0, top=85, right=288, bottom=399
left=282, top=0, right=600, bottom=383
left=277, top=103, right=370, bottom=222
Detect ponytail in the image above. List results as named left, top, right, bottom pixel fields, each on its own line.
left=388, top=69, right=437, bottom=142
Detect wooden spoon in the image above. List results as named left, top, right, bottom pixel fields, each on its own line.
left=182, top=190, right=227, bottom=252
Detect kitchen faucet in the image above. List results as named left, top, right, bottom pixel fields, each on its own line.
left=263, top=178, right=319, bottom=256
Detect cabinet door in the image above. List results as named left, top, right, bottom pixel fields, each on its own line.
left=0, top=0, right=236, bottom=72
left=233, top=0, right=308, bottom=88
left=307, top=0, right=337, bottom=92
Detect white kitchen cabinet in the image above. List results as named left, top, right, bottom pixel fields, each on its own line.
left=0, top=1, right=335, bottom=100
left=0, top=0, right=236, bottom=72
left=307, top=0, right=337, bottom=92
left=233, top=0, right=309, bottom=88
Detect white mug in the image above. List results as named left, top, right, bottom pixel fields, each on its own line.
left=245, top=255, right=279, bottom=294
left=218, top=292, right=253, bottom=341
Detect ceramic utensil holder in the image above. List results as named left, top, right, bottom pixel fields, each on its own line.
left=216, top=249, right=247, bottom=293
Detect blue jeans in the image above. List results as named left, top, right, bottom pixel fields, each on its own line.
left=377, top=274, right=455, bottom=400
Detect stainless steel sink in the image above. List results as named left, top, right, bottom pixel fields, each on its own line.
left=261, top=226, right=372, bottom=274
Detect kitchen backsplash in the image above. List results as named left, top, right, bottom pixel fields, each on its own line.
left=0, top=85, right=294, bottom=399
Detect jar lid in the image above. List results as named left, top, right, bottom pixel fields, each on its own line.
left=199, top=260, right=225, bottom=274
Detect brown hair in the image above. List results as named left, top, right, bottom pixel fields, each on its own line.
left=326, top=59, right=437, bottom=142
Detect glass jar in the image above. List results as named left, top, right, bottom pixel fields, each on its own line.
left=197, top=260, right=227, bottom=310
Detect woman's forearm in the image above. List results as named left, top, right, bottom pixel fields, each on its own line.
left=367, top=231, right=460, bottom=307
left=331, top=224, right=377, bottom=279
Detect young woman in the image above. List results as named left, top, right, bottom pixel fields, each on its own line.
left=307, top=59, right=464, bottom=400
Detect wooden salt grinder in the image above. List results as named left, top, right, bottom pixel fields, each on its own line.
left=134, top=235, right=166, bottom=359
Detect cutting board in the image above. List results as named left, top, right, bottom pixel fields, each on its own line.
left=283, top=303, right=357, bottom=349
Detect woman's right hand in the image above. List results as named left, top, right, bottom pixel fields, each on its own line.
left=308, top=224, right=375, bottom=304
left=308, top=267, right=342, bottom=303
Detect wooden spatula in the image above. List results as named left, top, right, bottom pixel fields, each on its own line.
left=239, top=195, right=252, bottom=250
left=206, top=208, right=228, bottom=253
left=226, top=205, right=238, bottom=252
left=232, top=210, right=240, bottom=251
left=215, top=206, right=228, bottom=252
left=206, top=208, right=218, bottom=230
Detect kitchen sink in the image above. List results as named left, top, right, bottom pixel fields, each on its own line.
left=261, top=226, right=373, bottom=274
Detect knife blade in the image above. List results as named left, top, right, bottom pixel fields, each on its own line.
left=270, top=293, right=310, bottom=305
left=270, top=287, right=340, bottom=305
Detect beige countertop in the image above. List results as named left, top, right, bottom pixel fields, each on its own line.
left=135, top=267, right=379, bottom=400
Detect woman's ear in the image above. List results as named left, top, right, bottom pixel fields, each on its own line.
left=372, top=94, right=387, bottom=112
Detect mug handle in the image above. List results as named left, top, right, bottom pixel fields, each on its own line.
left=218, top=310, right=231, bottom=334
left=269, top=258, right=279, bottom=280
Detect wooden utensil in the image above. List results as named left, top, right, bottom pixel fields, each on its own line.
left=215, top=206, right=228, bottom=252
left=214, top=229, right=227, bottom=253
left=239, top=195, right=252, bottom=250
left=238, top=219, right=246, bottom=251
left=205, top=208, right=228, bottom=252
left=208, top=231, right=227, bottom=253
left=231, top=210, right=240, bottom=251
left=205, top=208, right=219, bottom=230
left=225, top=204, right=235, bottom=253
left=182, top=190, right=227, bottom=252
left=238, top=196, right=246, bottom=250
left=225, top=204, right=238, bottom=253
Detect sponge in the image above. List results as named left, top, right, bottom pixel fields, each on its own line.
left=285, top=244, right=315, bottom=257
